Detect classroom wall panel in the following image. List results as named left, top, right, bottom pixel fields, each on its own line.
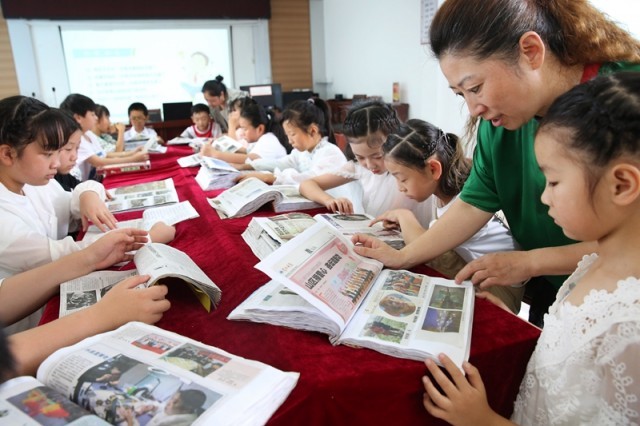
left=0, top=4, right=19, bottom=98
left=269, top=0, right=313, bottom=91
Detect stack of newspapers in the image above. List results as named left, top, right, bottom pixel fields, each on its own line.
left=195, top=156, right=241, bottom=191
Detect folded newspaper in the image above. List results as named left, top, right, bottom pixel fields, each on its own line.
left=106, top=178, right=180, bottom=213
left=242, top=212, right=405, bottom=261
left=0, top=322, right=299, bottom=426
left=195, top=156, right=241, bottom=191
left=229, top=221, right=474, bottom=368
left=60, top=243, right=221, bottom=315
left=207, top=177, right=322, bottom=219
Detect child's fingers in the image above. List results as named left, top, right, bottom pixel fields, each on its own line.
left=424, top=357, right=459, bottom=398
left=421, top=375, right=451, bottom=413
left=463, top=361, right=485, bottom=393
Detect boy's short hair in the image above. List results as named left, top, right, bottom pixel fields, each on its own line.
left=191, top=103, right=211, bottom=116
left=128, top=102, right=149, bottom=116
left=60, top=94, right=96, bottom=117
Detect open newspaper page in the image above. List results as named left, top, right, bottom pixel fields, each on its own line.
left=255, top=221, right=383, bottom=339
left=211, top=135, right=244, bottom=153
left=242, top=213, right=317, bottom=260
left=106, top=178, right=179, bottom=213
left=36, top=322, right=299, bottom=426
left=83, top=201, right=199, bottom=244
left=0, top=376, right=110, bottom=425
left=271, top=185, right=323, bottom=213
left=228, top=279, right=337, bottom=336
left=315, top=213, right=406, bottom=249
left=134, top=243, right=221, bottom=311
left=60, top=270, right=136, bottom=318
left=207, top=177, right=283, bottom=219
left=338, top=269, right=474, bottom=367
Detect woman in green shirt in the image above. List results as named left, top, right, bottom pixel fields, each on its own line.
left=353, top=0, right=640, bottom=326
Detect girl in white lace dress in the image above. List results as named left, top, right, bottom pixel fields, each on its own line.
left=299, top=100, right=433, bottom=227
left=421, top=72, right=640, bottom=425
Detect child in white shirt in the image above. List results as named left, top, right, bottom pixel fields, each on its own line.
left=236, top=98, right=347, bottom=185
left=124, top=102, right=164, bottom=144
left=180, top=103, right=222, bottom=139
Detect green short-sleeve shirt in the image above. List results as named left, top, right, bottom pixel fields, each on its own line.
left=460, top=62, right=640, bottom=288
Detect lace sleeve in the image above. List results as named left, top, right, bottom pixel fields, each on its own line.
left=327, top=161, right=358, bottom=179
left=594, top=320, right=640, bottom=424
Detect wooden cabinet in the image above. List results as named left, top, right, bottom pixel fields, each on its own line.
left=326, top=99, right=409, bottom=131
left=148, top=119, right=192, bottom=141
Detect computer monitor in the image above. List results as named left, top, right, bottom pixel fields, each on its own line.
left=239, top=83, right=283, bottom=110
left=282, top=90, right=316, bottom=108
left=162, top=102, right=193, bottom=121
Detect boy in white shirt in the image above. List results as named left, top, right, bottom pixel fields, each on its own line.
left=180, top=103, right=222, bottom=139
left=124, top=102, right=164, bottom=145
left=60, top=95, right=149, bottom=182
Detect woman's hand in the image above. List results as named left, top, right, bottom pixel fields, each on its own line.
left=422, top=354, right=505, bottom=426
left=325, top=197, right=354, bottom=214
left=79, top=191, right=117, bottom=232
left=82, top=228, right=149, bottom=270
left=454, top=251, right=533, bottom=287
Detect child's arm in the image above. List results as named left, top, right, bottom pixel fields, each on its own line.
left=369, top=209, right=426, bottom=243
left=86, top=152, right=149, bottom=168
left=200, top=142, right=249, bottom=163
left=422, top=354, right=514, bottom=426
left=9, top=275, right=170, bottom=376
left=114, top=123, right=125, bottom=152
left=236, top=172, right=276, bottom=185
left=299, top=173, right=354, bottom=213
left=148, top=222, right=176, bottom=244
left=0, top=228, right=148, bottom=326
left=77, top=188, right=117, bottom=232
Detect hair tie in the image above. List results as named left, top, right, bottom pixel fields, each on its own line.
left=307, top=98, right=315, bottom=105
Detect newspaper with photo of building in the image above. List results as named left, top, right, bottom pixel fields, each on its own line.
left=230, top=221, right=474, bottom=368
left=0, top=322, right=299, bottom=426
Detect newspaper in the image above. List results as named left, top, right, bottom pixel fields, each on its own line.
left=142, top=136, right=167, bottom=154
left=84, top=201, right=199, bottom=244
left=208, top=178, right=323, bottom=219
left=167, top=136, right=208, bottom=146
left=210, top=135, right=244, bottom=153
left=177, top=153, right=202, bottom=168
left=242, top=213, right=405, bottom=261
left=60, top=243, right=221, bottom=316
left=106, top=178, right=180, bottom=213
left=0, top=322, right=299, bottom=426
left=230, top=221, right=474, bottom=367
left=195, top=157, right=240, bottom=191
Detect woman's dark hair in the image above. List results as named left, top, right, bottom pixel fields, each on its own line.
left=201, top=75, right=228, bottom=98
left=60, top=93, right=96, bottom=117
left=384, top=119, right=470, bottom=198
left=0, top=96, right=78, bottom=155
left=95, top=104, right=110, bottom=120
left=430, top=0, right=640, bottom=66
left=240, top=99, right=292, bottom=153
left=538, top=71, right=640, bottom=193
left=281, top=98, right=336, bottom=144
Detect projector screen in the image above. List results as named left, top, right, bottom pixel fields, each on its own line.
left=61, top=27, right=232, bottom=122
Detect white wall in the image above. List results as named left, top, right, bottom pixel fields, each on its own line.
left=315, top=0, right=468, bottom=137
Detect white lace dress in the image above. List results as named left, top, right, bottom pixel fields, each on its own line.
left=511, top=254, right=640, bottom=425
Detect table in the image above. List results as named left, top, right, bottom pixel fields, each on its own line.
left=41, top=146, right=541, bottom=425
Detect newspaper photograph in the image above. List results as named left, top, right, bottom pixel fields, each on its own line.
left=106, top=178, right=179, bottom=213
left=256, top=221, right=383, bottom=328
left=315, top=213, right=406, bottom=249
left=60, top=270, right=136, bottom=317
left=340, top=270, right=474, bottom=366
left=35, top=323, right=299, bottom=426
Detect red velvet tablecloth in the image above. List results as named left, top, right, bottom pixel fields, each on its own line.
left=41, top=146, right=540, bottom=425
